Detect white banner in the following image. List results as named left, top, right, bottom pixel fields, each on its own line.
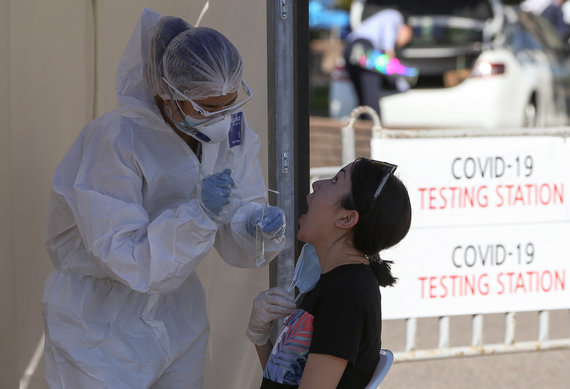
left=371, top=135, right=570, bottom=319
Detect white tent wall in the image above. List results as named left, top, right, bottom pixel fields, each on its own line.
left=4, top=1, right=270, bottom=388
left=8, top=1, right=95, bottom=388
left=1, top=1, right=17, bottom=388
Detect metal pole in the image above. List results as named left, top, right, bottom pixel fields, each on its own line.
left=267, top=0, right=309, bottom=292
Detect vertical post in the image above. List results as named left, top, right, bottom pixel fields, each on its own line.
left=438, top=316, right=450, bottom=349
left=405, top=318, right=417, bottom=352
left=538, top=311, right=549, bottom=342
left=505, top=312, right=516, bottom=345
left=294, top=0, right=310, bottom=237
left=471, top=314, right=483, bottom=347
left=267, top=1, right=310, bottom=291
left=341, top=125, right=355, bottom=165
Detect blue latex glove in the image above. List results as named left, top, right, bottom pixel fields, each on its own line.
left=200, top=169, right=235, bottom=218
left=246, top=205, right=286, bottom=241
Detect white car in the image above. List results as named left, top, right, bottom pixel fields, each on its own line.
left=351, top=0, right=570, bottom=129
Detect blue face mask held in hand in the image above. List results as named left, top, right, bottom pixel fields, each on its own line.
left=289, top=243, right=321, bottom=296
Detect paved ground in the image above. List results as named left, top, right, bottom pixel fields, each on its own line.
left=382, top=348, right=570, bottom=388
left=379, top=311, right=570, bottom=388
left=24, top=313, right=570, bottom=389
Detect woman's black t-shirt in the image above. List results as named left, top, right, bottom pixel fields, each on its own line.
left=260, top=264, right=381, bottom=389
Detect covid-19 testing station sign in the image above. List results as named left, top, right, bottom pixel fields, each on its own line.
left=371, top=132, right=570, bottom=320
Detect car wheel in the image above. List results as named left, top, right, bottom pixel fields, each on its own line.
left=522, top=100, right=537, bottom=128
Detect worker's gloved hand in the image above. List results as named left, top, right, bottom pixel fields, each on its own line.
left=246, top=206, right=286, bottom=242
left=246, top=287, right=296, bottom=346
left=200, top=169, right=235, bottom=220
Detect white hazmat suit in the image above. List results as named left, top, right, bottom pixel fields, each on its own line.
left=42, top=8, right=283, bottom=389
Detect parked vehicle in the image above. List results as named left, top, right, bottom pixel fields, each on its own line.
left=350, top=0, right=570, bottom=128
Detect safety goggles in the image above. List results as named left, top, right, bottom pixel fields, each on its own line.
left=162, top=77, right=253, bottom=119
left=373, top=161, right=397, bottom=201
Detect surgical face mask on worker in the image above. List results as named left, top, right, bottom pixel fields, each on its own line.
left=165, top=101, right=233, bottom=144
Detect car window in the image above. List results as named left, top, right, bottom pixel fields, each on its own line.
left=410, top=23, right=483, bottom=48
left=363, top=0, right=493, bottom=20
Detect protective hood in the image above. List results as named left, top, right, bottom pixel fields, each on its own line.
left=116, top=8, right=162, bottom=107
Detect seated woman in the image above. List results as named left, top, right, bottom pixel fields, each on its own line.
left=246, top=157, right=412, bottom=389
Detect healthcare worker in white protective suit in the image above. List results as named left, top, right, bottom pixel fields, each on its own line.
left=42, top=8, right=286, bottom=389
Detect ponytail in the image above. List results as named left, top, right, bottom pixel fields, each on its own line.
left=368, top=254, right=397, bottom=287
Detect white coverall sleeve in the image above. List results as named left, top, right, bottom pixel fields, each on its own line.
left=212, top=125, right=285, bottom=267
left=68, top=125, right=218, bottom=294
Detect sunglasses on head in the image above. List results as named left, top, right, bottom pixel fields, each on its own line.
left=373, top=161, right=397, bottom=201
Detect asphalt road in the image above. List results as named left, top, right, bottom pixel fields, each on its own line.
left=379, top=311, right=570, bottom=388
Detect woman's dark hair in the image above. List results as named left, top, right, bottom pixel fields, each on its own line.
left=341, top=157, right=412, bottom=287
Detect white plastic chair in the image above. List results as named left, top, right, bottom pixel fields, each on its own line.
left=364, top=349, right=394, bottom=389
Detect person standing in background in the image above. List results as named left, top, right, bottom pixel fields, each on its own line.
left=343, top=8, right=413, bottom=117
